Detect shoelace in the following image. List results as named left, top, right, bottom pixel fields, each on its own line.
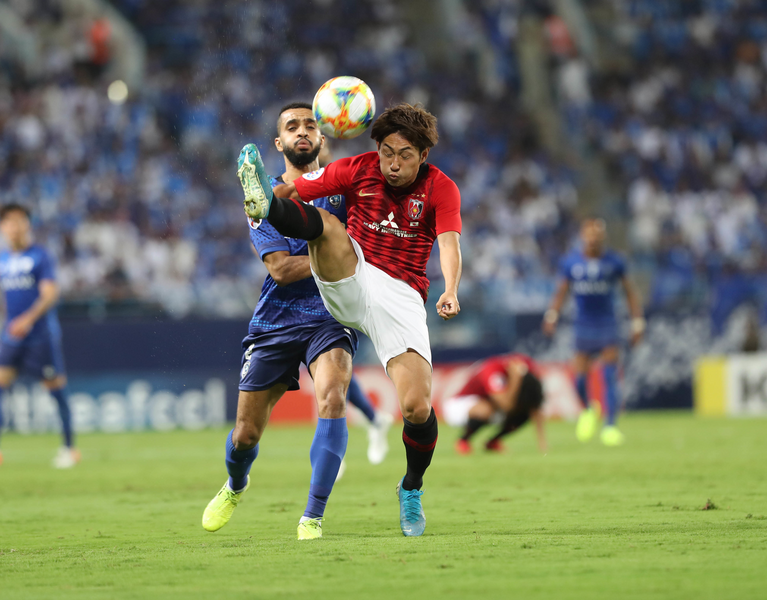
left=402, top=489, right=423, bottom=523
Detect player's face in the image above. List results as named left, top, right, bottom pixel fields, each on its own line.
left=581, top=219, right=606, bottom=253
left=275, top=109, right=324, bottom=167
left=0, top=211, right=31, bottom=249
left=377, top=133, right=429, bottom=187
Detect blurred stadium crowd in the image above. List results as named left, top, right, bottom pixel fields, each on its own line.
left=565, top=0, right=767, bottom=318
left=0, top=0, right=765, bottom=327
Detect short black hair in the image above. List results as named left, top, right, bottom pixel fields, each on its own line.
left=517, top=372, right=544, bottom=412
left=276, top=102, right=314, bottom=133
left=370, top=103, right=439, bottom=153
left=0, top=203, right=31, bottom=221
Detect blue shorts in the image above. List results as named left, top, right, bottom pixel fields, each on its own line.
left=574, top=322, right=620, bottom=355
left=239, top=319, right=358, bottom=392
left=0, top=335, right=66, bottom=380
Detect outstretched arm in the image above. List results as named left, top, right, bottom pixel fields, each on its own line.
left=436, top=231, right=462, bottom=320
left=621, top=276, right=645, bottom=346
left=543, top=279, right=569, bottom=336
left=272, top=182, right=302, bottom=200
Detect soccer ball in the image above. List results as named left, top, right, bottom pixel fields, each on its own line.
left=312, top=76, right=376, bottom=140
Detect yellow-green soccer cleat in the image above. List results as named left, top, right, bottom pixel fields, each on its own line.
left=576, top=404, right=601, bottom=442
left=297, top=518, right=322, bottom=540
left=600, top=425, right=625, bottom=447
left=237, top=143, right=273, bottom=220
left=202, top=477, right=250, bottom=532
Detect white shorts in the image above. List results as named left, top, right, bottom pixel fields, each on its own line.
left=442, top=395, right=482, bottom=427
left=311, top=235, right=432, bottom=369
left=442, top=395, right=504, bottom=427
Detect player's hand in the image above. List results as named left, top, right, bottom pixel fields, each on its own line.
left=542, top=319, right=557, bottom=337
left=7, top=314, right=34, bottom=339
left=436, top=292, right=460, bottom=320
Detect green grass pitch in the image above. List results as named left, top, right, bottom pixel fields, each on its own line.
left=1, top=412, right=766, bottom=599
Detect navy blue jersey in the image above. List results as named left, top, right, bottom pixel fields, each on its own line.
left=0, top=244, right=61, bottom=343
left=559, top=249, right=626, bottom=326
left=247, top=176, right=346, bottom=333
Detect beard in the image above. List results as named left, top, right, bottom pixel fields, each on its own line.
left=283, top=142, right=321, bottom=167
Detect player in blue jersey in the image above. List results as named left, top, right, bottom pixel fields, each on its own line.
left=543, top=217, right=644, bottom=446
left=0, top=204, right=78, bottom=468
left=202, top=103, right=390, bottom=540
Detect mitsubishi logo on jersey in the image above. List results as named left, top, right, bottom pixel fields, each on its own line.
left=363, top=212, right=416, bottom=238
left=380, top=212, right=399, bottom=229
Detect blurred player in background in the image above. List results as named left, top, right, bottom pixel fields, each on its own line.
left=444, top=354, right=546, bottom=454
left=543, top=217, right=644, bottom=446
left=238, top=102, right=462, bottom=537
left=0, top=204, right=78, bottom=468
left=202, top=103, right=390, bottom=541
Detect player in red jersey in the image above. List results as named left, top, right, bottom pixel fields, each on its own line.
left=236, top=103, right=462, bottom=537
left=443, top=354, right=547, bottom=454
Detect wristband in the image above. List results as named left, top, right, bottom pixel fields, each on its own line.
left=631, top=317, right=646, bottom=335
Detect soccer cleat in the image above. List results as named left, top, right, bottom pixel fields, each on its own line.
left=396, top=477, right=425, bottom=537
left=367, top=411, right=394, bottom=465
left=455, top=439, right=472, bottom=455
left=52, top=447, right=80, bottom=469
left=576, top=404, right=601, bottom=442
left=297, top=518, right=323, bottom=540
left=485, top=439, right=504, bottom=453
left=202, top=477, right=250, bottom=532
left=237, top=143, right=273, bottom=220
left=600, top=426, right=625, bottom=447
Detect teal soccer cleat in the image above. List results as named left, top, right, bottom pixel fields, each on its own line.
left=237, top=143, right=273, bottom=220
left=396, top=477, right=425, bottom=537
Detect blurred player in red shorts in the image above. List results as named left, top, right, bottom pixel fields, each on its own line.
left=443, top=354, right=547, bottom=454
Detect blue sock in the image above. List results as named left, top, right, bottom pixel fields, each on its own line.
left=304, top=417, right=348, bottom=519
left=50, top=387, right=73, bottom=448
left=575, top=374, right=589, bottom=409
left=603, top=364, right=619, bottom=426
left=346, top=376, right=376, bottom=423
left=226, top=429, right=258, bottom=491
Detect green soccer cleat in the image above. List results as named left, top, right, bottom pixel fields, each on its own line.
left=576, top=404, right=601, bottom=443
left=600, top=425, right=625, bottom=447
left=202, top=477, right=250, bottom=532
left=237, top=143, right=273, bottom=220
left=297, top=518, right=322, bottom=540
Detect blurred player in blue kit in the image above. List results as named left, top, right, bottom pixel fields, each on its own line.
left=0, top=204, right=78, bottom=468
left=202, top=103, right=391, bottom=540
left=544, top=217, right=644, bottom=446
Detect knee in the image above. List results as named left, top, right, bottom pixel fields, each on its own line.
left=316, top=388, right=346, bottom=419
left=232, top=424, right=261, bottom=450
left=401, top=397, right=431, bottom=424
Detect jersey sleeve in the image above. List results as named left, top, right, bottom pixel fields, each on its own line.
left=293, top=157, right=355, bottom=201
left=36, top=248, right=56, bottom=281
left=433, top=175, right=462, bottom=235
left=248, top=218, right=289, bottom=260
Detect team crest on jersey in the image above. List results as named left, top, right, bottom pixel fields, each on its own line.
left=407, top=198, right=424, bottom=220
left=302, top=167, right=325, bottom=181
left=329, top=195, right=342, bottom=208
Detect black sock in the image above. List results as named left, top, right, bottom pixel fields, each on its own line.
left=402, top=408, right=438, bottom=491
left=461, top=418, right=488, bottom=441
left=489, top=411, right=529, bottom=443
left=267, top=196, right=324, bottom=240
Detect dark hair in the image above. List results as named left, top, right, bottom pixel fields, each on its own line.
left=0, top=203, right=31, bottom=221
left=517, top=372, right=544, bottom=412
left=370, top=103, right=439, bottom=152
left=276, top=102, right=313, bottom=133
